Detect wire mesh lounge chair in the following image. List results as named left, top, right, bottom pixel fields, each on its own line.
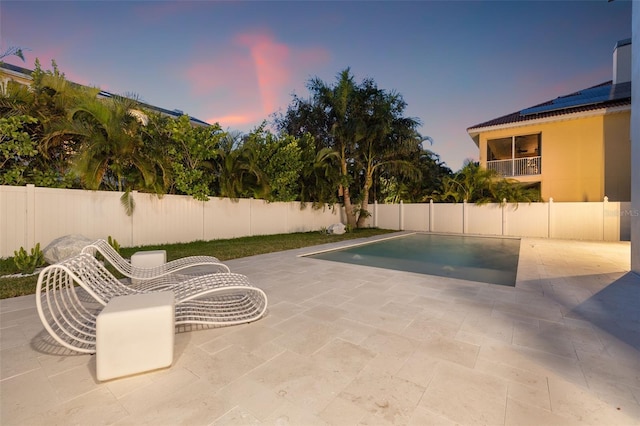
left=81, top=239, right=230, bottom=289
left=36, top=253, right=268, bottom=354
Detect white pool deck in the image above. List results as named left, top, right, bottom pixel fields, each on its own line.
left=1, top=233, right=639, bottom=425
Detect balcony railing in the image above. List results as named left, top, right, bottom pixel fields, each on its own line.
left=487, top=156, right=541, bottom=177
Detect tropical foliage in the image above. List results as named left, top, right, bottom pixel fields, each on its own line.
left=0, top=46, right=25, bottom=63
left=439, top=161, right=540, bottom=204
left=164, top=114, right=222, bottom=201
left=1, top=60, right=79, bottom=188
left=0, top=115, right=39, bottom=185
left=246, top=123, right=308, bottom=202
left=1, top=60, right=537, bottom=220
left=275, top=68, right=447, bottom=227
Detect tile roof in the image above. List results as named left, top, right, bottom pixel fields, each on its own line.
left=467, top=80, right=631, bottom=131
left=0, top=62, right=30, bottom=74
left=0, top=63, right=210, bottom=127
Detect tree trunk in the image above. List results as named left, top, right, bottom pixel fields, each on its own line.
left=356, top=171, right=373, bottom=228
left=339, top=152, right=357, bottom=228
left=342, top=185, right=357, bottom=228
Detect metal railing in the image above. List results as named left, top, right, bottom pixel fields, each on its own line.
left=487, top=156, right=541, bottom=177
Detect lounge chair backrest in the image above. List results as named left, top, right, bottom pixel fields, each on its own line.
left=82, top=239, right=134, bottom=277
left=45, top=253, right=137, bottom=304
left=82, top=239, right=230, bottom=283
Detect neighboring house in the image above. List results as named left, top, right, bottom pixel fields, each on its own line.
left=0, top=62, right=210, bottom=127
left=467, top=39, right=632, bottom=202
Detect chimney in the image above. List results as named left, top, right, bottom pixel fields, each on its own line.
left=613, top=38, right=632, bottom=84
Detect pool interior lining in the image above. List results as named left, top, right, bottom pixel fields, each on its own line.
left=304, top=233, right=521, bottom=287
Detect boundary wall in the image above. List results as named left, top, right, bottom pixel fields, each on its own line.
left=369, top=199, right=631, bottom=242
left=0, top=185, right=341, bottom=258
left=0, top=185, right=632, bottom=258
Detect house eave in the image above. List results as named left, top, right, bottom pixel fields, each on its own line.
left=467, top=104, right=631, bottom=139
left=0, top=65, right=33, bottom=83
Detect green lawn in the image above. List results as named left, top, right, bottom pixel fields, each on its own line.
left=0, top=228, right=395, bottom=299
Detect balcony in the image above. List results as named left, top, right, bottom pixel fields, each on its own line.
left=487, top=156, right=541, bottom=177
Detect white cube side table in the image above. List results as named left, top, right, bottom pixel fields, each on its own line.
left=130, top=250, right=167, bottom=284
left=96, top=291, right=175, bottom=381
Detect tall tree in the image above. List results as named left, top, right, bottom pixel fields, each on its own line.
left=276, top=68, right=424, bottom=227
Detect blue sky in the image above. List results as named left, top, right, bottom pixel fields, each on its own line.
left=1, top=0, right=632, bottom=171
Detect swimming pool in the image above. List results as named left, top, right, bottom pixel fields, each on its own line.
left=304, top=233, right=520, bottom=287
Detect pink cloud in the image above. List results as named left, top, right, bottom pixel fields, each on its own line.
left=185, top=53, right=254, bottom=94
left=547, top=64, right=612, bottom=95
left=208, top=114, right=257, bottom=127
left=182, top=29, right=330, bottom=131
left=236, top=31, right=291, bottom=114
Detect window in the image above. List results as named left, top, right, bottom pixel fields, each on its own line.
left=487, top=137, right=512, bottom=161
left=487, top=133, right=541, bottom=176
left=515, top=134, right=541, bottom=158
left=488, top=133, right=541, bottom=161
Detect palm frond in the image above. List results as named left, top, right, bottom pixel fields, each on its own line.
left=120, top=190, right=136, bottom=216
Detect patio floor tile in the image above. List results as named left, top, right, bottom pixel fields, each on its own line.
left=0, top=235, right=638, bottom=425
left=419, top=361, right=508, bottom=425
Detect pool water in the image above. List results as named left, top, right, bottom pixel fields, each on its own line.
left=306, top=233, right=520, bottom=287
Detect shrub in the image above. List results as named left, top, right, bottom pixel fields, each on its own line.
left=13, top=243, right=45, bottom=274
left=107, top=236, right=121, bottom=254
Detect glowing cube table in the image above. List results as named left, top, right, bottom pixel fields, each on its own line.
left=130, top=250, right=167, bottom=285
left=96, top=291, right=175, bottom=381
left=130, top=250, right=167, bottom=268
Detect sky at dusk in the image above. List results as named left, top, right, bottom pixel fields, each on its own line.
left=1, top=1, right=633, bottom=171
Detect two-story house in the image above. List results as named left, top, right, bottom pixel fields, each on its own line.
left=467, top=39, right=632, bottom=202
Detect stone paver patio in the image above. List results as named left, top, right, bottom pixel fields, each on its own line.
left=1, top=233, right=639, bottom=425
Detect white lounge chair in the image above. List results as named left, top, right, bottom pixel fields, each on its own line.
left=81, top=239, right=230, bottom=289
left=36, top=253, right=267, bottom=354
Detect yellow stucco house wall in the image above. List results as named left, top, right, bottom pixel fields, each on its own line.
left=470, top=109, right=630, bottom=202
left=468, top=39, right=632, bottom=202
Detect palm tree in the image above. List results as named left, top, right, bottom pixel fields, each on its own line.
left=301, top=146, right=342, bottom=207
left=0, top=46, right=25, bottom=62
left=353, top=89, right=424, bottom=227
left=314, top=69, right=361, bottom=227
left=214, top=132, right=268, bottom=200
left=378, top=149, right=452, bottom=203
left=276, top=68, right=424, bottom=228
left=439, top=161, right=496, bottom=203
left=69, top=92, right=167, bottom=200
left=439, top=161, right=538, bottom=204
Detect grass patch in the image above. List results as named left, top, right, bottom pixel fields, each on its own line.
left=0, top=256, right=22, bottom=275
left=1, top=228, right=394, bottom=299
